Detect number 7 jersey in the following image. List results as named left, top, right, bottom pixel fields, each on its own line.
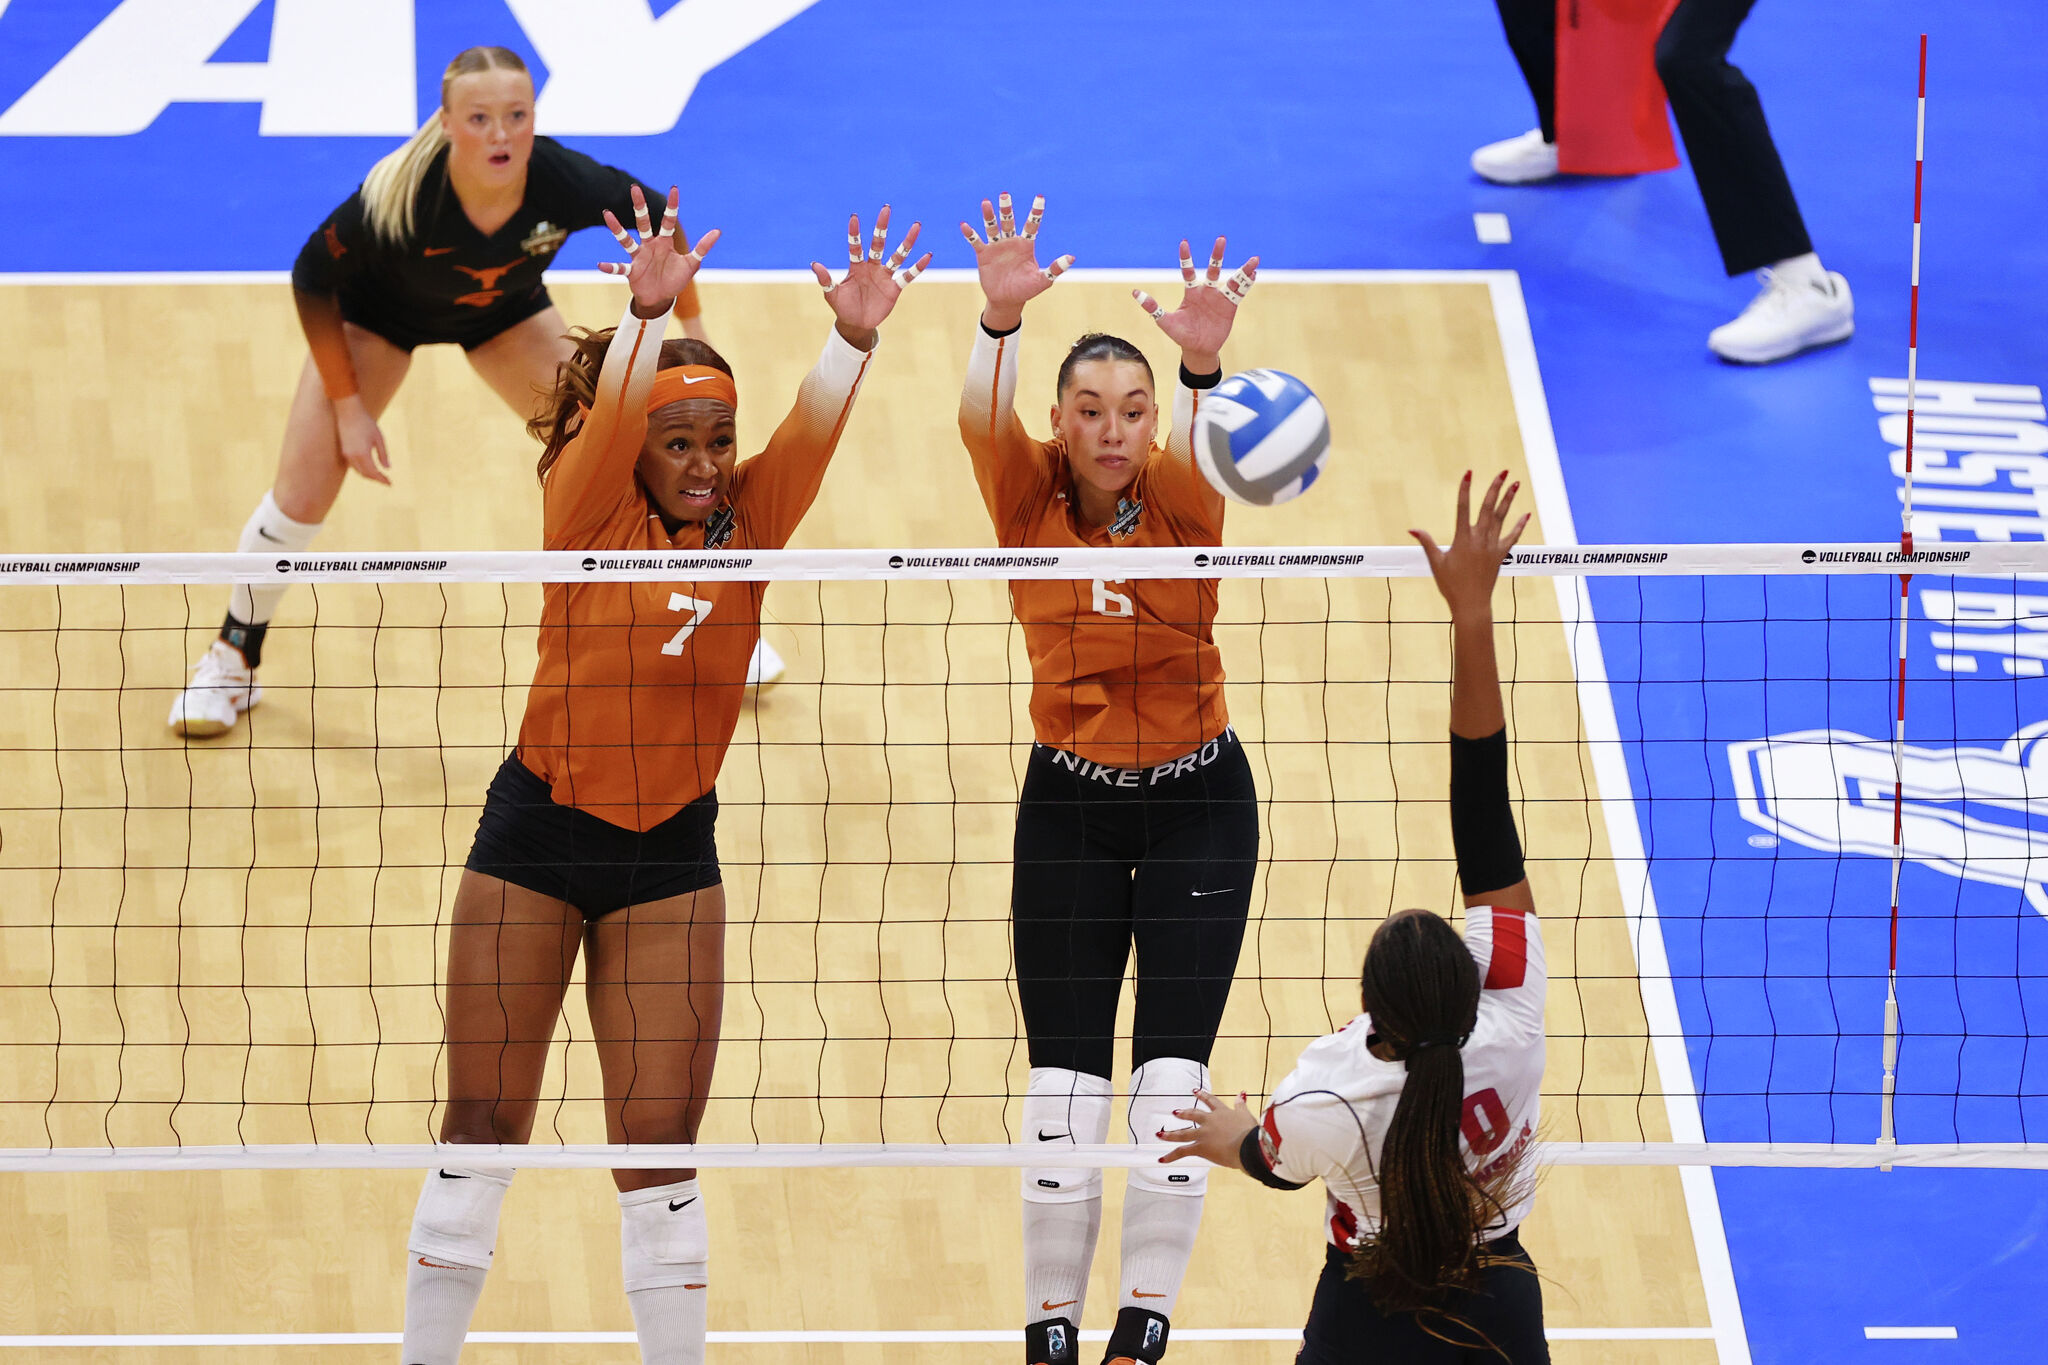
left=959, top=322, right=1229, bottom=770
left=1257, top=905, right=1547, bottom=1249
left=516, top=301, right=874, bottom=832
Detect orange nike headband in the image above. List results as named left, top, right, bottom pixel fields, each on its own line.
left=646, top=365, right=737, bottom=415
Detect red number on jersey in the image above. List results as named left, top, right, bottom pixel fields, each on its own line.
left=1461, top=1088, right=1512, bottom=1155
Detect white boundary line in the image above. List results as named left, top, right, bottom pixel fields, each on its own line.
left=1486, top=273, right=1753, bottom=1365
left=0, top=1328, right=1718, bottom=1348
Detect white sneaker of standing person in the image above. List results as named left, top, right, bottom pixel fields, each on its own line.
left=1470, top=129, right=1559, bottom=185
left=167, top=639, right=262, bottom=738
left=746, top=639, right=785, bottom=688
left=1708, top=255, right=1854, bottom=364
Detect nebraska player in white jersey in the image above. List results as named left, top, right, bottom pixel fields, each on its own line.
left=1163, top=472, right=1550, bottom=1363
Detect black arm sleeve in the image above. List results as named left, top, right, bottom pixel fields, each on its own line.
left=289, top=192, right=368, bottom=296
left=1450, top=727, right=1526, bottom=898
left=1240, top=1126, right=1310, bottom=1191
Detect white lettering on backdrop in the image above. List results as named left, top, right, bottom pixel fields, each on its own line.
left=0, top=0, right=824, bottom=137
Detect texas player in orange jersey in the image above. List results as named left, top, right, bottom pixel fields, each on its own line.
left=396, top=186, right=930, bottom=1365
left=956, top=193, right=1259, bottom=1365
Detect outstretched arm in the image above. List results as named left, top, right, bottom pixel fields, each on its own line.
left=739, top=206, right=929, bottom=548
left=1134, top=238, right=1257, bottom=520
left=1412, top=471, right=1536, bottom=911
left=959, top=193, right=1070, bottom=524
left=546, top=186, right=718, bottom=542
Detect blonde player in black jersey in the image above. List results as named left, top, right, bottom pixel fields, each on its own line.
left=167, top=45, right=780, bottom=738
left=1163, top=472, right=1550, bottom=1363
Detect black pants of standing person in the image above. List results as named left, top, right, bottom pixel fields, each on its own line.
left=1492, top=0, right=1813, bottom=275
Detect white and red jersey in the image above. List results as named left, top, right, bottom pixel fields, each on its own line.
left=1258, top=905, right=1546, bottom=1249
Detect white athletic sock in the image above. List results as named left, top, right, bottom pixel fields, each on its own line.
left=1118, top=1058, right=1210, bottom=1320
left=402, top=1258, right=489, bottom=1365
left=401, top=1166, right=512, bottom=1365
left=1771, top=251, right=1828, bottom=291
left=1116, top=1188, right=1204, bottom=1319
left=1022, top=1068, right=1114, bottom=1327
left=620, top=1179, right=710, bottom=1365
left=228, top=490, right=322, bottom=627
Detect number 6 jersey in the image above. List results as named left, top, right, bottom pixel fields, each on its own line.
left=516, top=300, right=874, bottom=831
left=959, top=321, right=1229, bottom=770
left=1258, top=905, right=1547, bottom=1249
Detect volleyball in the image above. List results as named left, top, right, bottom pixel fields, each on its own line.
left=1191, top=369, right=1331, bottom=507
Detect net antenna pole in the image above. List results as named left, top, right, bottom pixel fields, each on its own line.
left=1880, top=32, right=1929, bottom=1169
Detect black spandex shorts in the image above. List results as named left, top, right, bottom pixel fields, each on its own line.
left=1011, top=727, right=1259, bottom=1077
left=465, top=754, right=721, bottom=918
left=340, top=286, right=556, bottom=353
left=1298, top=1235, right=1548, bottom=1365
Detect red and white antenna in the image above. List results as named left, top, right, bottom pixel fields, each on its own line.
left=1879, top=32, right=1928, bottom=1160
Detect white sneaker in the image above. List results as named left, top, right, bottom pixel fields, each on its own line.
left=1471, top=129, right=1559, bottom=185
left=1708, top=269, right=1855, bottom=364
left=746, top=638, right=785, bottom=688
left=168, top=639, right=262, bottom=738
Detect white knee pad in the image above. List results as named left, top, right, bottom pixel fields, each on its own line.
left=620, top=1179, right=710, bottom=1293
left=1021, top=1067, right=1114, bottom=1204
left=408, top=1166, right=513, bottom=1270
left=1127, top=1057, right=1210, bottom=1197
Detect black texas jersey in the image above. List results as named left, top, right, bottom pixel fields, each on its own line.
left=290, top=136, right=660, bottom=341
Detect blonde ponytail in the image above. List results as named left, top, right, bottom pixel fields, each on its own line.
left=359, top=45, right=530, bottom=248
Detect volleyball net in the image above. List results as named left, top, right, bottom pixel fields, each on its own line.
left=1, top=544, right=2044, bottom=1173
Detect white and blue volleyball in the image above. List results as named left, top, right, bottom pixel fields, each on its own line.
left=1191, top=369, right=1330, bottom=507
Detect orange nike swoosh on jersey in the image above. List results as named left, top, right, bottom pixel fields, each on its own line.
left=417, top=1256, right=465, bottom=1269
left=1041, top=1299, right=1077, bottom=1311
left=685, top=1283, right=707, bottom=1291
left=1131, top=1290, right=1168, bottom=1298
left=423, top=247, right=455, bottom=256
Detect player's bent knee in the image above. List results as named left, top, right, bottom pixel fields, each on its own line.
left=1021, top=1065, right=1113, bottom=1204
left=1127, top=1057, right=1210, bottom=1196
left=408, top=1166, right=513, bottom=1270
left=619, top=1181, right=709, bottom=1293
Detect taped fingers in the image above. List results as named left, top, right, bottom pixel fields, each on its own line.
left=1178, top=240, right=1198, bottom=288
left=1132, top=288, right=1166, bottom=319
left=1022, top=194, right=1045, bottom=238
left=603, top=209, right=637, bottom=257
left=1042, top=253, right=1075, bottom=283
left=845, top=214, right=864, bottom=268
left=884, top=219, right=922, bottom=271
left=997, top=191, right=1017, bottom=238
left=1222, top=259, right=1259, bottom=305
left=868, top=205, right=891, bottom=262
left=1205, top=236, right=1227, bottom=285
left=894, top=252, right=933, bottom=288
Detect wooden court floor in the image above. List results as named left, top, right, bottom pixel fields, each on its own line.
left=0, top=278, right=1715, bottom=1363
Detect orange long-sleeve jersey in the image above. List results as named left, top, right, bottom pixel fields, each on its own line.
left=516, top=300, right=874, bottom=831
left=959, top=321, right=1228, bottom=770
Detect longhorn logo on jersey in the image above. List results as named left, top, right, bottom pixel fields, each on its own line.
left=452, top=261, right=526, bottom=308
left=1728, top=720, right=2048, bottom=917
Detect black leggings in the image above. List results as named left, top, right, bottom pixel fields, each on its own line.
left=1298, top=1236, right=1548, bottom=1365
left=1011, top=730, right=1259, bottom=1078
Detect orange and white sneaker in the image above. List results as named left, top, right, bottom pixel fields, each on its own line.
left=168, top=639, right=262, bottom=738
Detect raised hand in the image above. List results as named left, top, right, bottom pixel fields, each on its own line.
left=1132, top=237, right=1258, bottom=373
left=1410, top=471, right=1532, bottom=620
left=961, top=192, right=1075, bottom=330
left=810, top=205, right=931, bottom=351
left=599, top=184, right=720, bottom=317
